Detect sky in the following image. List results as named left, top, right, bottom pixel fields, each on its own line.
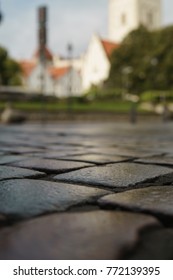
left=0, top=0, right=173, bottom=60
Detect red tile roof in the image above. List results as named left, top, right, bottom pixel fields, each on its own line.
left=101, top=39, right=119, bottom=57
left=34, top=47, right=53, bottom=61
left=49, top=66, right=70, bottom=80
left=20, top=60, right=36, bottom=77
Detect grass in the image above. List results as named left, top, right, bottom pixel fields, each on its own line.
left=0, top=100, right=134, bottom=113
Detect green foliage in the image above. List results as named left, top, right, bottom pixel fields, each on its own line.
left=0, top=100, right=133, bottom=113
left=0, top=46, right=22, bottom=85
left=140, top=90, right=173, bottom=103
left=85, top=85, right=123, bottom=101
left=107, top=25, right=173, bottom=94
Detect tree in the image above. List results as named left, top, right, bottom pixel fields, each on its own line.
left=0, top=46, right=22, bottom=85
left=107, top=25, right=173, bottom=94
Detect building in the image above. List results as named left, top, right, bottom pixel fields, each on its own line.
left=82, top=0, right=162, bottom=91
left=20, top=0, right=163, bottom=94
left=20, top=48, right=82, bottom=97
left=109, top=0, right=162, bottom=42
left=82, top=34, right=119, bottom=91
left=49, top=66, right=82, bottom=98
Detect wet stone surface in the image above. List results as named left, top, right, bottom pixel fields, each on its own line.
left=54, top=163, right=173, bottom=189
left=0, top=155, right=29, bottom=165
left=0, top=211, right=159, bottom=260
left=88, top=147, right=161, bottom=158
left=10, top=158, right=93, bottom=174
left=135, top=156, right=173, bottom=166
left=59, top=153, right=130, bottom=164
left=1, top=121, right=173, bottom=259
left=126, top=228, right=173, bottom=260
left=0, top=179, right=110, bottom=219
left=99, top=186, right=173, bottom=219
left=0, top=166, right=45, bottom=181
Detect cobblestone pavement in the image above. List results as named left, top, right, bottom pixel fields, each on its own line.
left=1, top=121, right=173, bottom=260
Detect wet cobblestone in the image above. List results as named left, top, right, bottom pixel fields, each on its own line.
left=0, top=121, right=173, bottom=259
left=10, top=158, right=93, bottom=174
left=0, top=211, right=159, bottom=260
left=54, top=163, right=173, bottom=189
left=0, top=166, right=45, bottom=181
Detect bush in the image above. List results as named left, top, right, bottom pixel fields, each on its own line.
left=140, top=90, right=173, bottom=103
left=85, top=87, right=123, bottom=101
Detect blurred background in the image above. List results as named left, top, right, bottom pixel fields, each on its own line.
left=0, top=0, right=173, bottom=123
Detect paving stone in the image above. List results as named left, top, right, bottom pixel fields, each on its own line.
left=0, top=214, right=7, bottom=224
left=0, top=179, right=110, bottom=219
left=60, top=153, right=130, bottom=164
left=54, top=163, right=173, bottom=189
left=127, top=228, right=173, bottom=260
left=88, top=147, right=160, bottom=158
left=0, top=155, right=29, bottom=165
left=135, top=156, right=173, bottom=166
left=0, top=166, right=44, bottom=181
left=10, top=158, right=93, bottom=174
left=0, top=211, right=159, bottom=260
left=32, top=150, right=88, bottom=160
left=99, top=185, right=173, bottom=218
left=0, top=146, right=44, bottom=154
left=48, top=145, right=86, bottom=151
left=1, top=122, right=173, bottom=260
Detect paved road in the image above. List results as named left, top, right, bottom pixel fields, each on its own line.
left=0, top=121, right=173, bottom=259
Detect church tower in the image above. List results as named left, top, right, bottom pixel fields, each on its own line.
left=109, top=0, right=162, bottom=42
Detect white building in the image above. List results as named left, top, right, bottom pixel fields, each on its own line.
left=49, top=66, right=82, bottom=98
left=109, top=0, right=162, bottom=42
left=20, top=48, right=82, bottom=98
left=53, top=55, right=83, bottom=73
left=82, top=34, right=119, bottom=91
left=20, top=0, right=163, bottom=94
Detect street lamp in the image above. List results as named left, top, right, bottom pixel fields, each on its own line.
left=67, top=43, right=73, bottom=113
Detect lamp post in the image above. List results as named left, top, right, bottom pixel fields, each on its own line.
left=67, top=43, right=73, bottom=113
left=38, top=6, right=48, bottom=123
left=38, top=6, right=47, bottom=94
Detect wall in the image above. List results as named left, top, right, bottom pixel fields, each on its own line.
left=109, top=0, right=139, bottom=42
left=108, top=0, right=162, bottom=42
left=82, top=35, right=110, bottom=91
